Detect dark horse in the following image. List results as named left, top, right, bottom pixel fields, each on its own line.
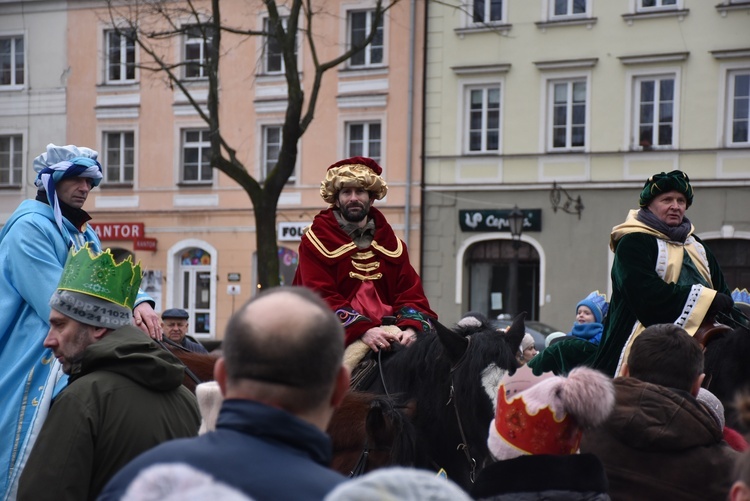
left=701, top=305, right=750, bottom=432
left=162, top=340, right=418, bottom=476
left=357, top=312, right=526, bottom=489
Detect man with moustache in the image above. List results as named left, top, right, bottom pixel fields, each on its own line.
left=293, top=157, right=436, bottom=353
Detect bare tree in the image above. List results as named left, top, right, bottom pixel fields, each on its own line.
left=106, top=0, right=397, bottom=289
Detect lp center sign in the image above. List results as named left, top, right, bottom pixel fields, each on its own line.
left=458, top=209, right=542, bottom=232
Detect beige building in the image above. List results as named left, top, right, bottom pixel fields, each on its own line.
left=422, top=0, right=750, bottom=329
left=2, top=0, right=426, bottom=340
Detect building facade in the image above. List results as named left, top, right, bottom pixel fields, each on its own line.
left=1, top=0, right=425, bottom=340
left=422, top=0, right=750, bottom=329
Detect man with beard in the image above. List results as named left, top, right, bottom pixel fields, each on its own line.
left=293, top=157, right=436, bottom=353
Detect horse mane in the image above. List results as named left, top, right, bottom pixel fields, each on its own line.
left=166, top=347, right=220, bottom=393
left=704, top=323, right=750, bottom=432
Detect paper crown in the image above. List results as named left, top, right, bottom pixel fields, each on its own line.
left=576, top=290, right=608, bottom=324
left=731, top=288, right=750, bottom=306
left=57, top=244, right=142, bottom=310
left=488, top=367, right=615, bottom=460
left=320, top=156, right=388, bottom=204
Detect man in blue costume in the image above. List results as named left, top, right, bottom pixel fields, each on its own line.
left=0, top=144, right=161, bottom=500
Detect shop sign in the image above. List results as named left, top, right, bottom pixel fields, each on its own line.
left=90, top=222, right=145, bottom=240
left=278, top=222, right=310, bottom=241
left=458, top=209, right=542, bottom=232
left=134, top=238, right=157, bottom=251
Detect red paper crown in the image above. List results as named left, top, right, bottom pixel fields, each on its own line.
left=494, top=383, right=582, bottom=456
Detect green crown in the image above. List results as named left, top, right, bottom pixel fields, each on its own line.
left=57, top=244, right=142, bottom=309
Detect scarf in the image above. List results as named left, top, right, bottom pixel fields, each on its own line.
left=636, top=208, right=692, bottom=243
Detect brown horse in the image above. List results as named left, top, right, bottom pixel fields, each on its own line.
left=165, top=344, right=417, bottom=476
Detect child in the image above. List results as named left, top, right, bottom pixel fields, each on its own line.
left=568, top=291, right=608, bottom=346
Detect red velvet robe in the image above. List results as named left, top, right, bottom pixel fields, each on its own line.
left=293, top=207, right=436, bottom=346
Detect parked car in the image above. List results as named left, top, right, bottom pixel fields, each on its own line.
left=493, top=318, right=564, bottom=351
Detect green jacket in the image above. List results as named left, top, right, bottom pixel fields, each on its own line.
left=18, top=326, right=200, bottom=501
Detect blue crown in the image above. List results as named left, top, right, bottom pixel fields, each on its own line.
left=731, top=288, right=750, bottom=306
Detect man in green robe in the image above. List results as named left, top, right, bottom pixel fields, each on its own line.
left=531, top=170, right=739, bottom=377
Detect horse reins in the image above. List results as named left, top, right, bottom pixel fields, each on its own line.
left=157, top=338, right=203, bottom=386
left=446, top=335, right=477, bottom=484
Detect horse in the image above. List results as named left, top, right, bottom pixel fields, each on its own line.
left=163, top=340, right=419, bottom=476
left=701, top=306, right=750, bottom=432
left=356, top=312, right=526, bottom=489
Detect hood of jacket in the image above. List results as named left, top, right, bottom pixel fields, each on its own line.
left=69, top=326, right=186, bottom=391
left=605, top=377, right=722, bottom=452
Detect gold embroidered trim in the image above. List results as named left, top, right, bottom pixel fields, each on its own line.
left=352, top=261, right=381, bottom=272
left=307, top=229, right=357, bottom=258
left=371, top=239, right=403, bottom=258
left=350, top=272, right=383, bottom=282
left=353, top=251, right=375, bottom=260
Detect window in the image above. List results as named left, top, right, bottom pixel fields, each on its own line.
left=728, top=70, right=750, bottom=146
left=348, top=10, right=383, bottom=68
left=106, top=30, right=136, bottom=83
left=0, top=35, right=24, bottom=87
left=548, top=79, right=587, bottom=150
left=184, top=25, right=213, bottom=79
left=638, top=0, right=678, bottom=11
left=346, top=122, right=381, bottom=161
left=634, top=75, right=675, bottom=149
left=181, top=129, right=213, bottom=183
left=466, top=85, right=501, bottom=153
left=0, top=135, right=22, bottom=186
left=263, top=17, right=296, bottom=74
left=473, top=0, right=504, bottom=23
left=261, top=125, right=295, bottom=182
left=551, top=0, right=588, bottom=17
left=103, top=131, right=134, bottom=183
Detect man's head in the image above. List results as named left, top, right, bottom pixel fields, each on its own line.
left=46, top=244, right=142, bottom=374
left=319, top=156, right=388, bottom=211
left=33, top=143, right=103, bottom=231
left=639, top=170, right=693, bottom=226
left=625, top=323, right=705, bottom=395
left=162, top=308, right=190, bottom=343
left=216, top=286, right=348, bottom=424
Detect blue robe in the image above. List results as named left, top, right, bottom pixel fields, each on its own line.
left=0, top=200, right=152, bottom=500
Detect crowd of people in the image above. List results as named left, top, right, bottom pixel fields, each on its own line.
left=0, top=146, right=749, bottom=500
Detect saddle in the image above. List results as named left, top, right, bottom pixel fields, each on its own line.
left=346, top=325, right=403, bottom=391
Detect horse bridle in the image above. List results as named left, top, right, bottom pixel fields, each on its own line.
left=157, top=337, right=203, bottom=386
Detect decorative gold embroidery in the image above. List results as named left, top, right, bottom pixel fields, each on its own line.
left=371, top=239, right=403, bottom=258
left=353, top=251, right=375, bottom=260
left=349, top=272, right=383, bottom=281
left=307, top=229, right=357, bottom=258
left=352, top=261, right=381, bottom=272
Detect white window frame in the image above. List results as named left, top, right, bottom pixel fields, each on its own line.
left=180, top=128, right=213, bottom=184
left=463, top=83, right=502, bottom=154
left=632, top=73, right=677, bottom=150
left=105, top=29, right=136, bottom=84
left=635, top=0, right=681, bottom=12
left=549, top=0, right=590, bottom=19
left=471, top=0, right=506, bottom=25
left=0, top=34, right=24, bottom=88
left=544, top=76, right=590, bottom=152
left=347, top=9, right=384, bottom=69
left=102, top=130, right=136, bottom=184
left=263, top=16, right=297, bottom=75
left=345, top=121, right=382, bottom=162
left=0, top=134, right=23, bottom=187
left=183, top=25, right=212, bottom=80
left=724, top=69, right=750, bottom=147
left=261, top=124, right=297, bottom=183
left=624, top=67, right=681, bottom=151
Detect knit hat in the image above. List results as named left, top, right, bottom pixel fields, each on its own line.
left=324, top=467, right=471, bottom=501
left=488, top=367, right=615, bottom=460
left=696, top=388, right=725, bottom=430
left=545, top=331, right=567, bottom=348
left=49, top=244, right=142, bottom=329
left=639, top=170, right=693, bottom=208
left=320, top=156, right=388, bottom=205
left=33, top=144, right=103, bottom=241
left=122, top=463, right=252, bottom=501
left=519, top=333, right=535, bottom=353
left=576, top=291, right=608, bottom=324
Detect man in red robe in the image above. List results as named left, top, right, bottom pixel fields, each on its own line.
left=293, top=157, right=436, bottom=351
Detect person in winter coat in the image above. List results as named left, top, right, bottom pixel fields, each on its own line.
left=472, top=366, right=614, bottom=500
left=580, top=323, right=739, bottom=500
left=17, top=245, right=199, bottom=501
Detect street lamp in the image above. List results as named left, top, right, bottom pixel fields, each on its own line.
left=507, top=206, right=524, bottom=315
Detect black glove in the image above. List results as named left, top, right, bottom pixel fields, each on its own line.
left=708, top=293, right=734, bottom=316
